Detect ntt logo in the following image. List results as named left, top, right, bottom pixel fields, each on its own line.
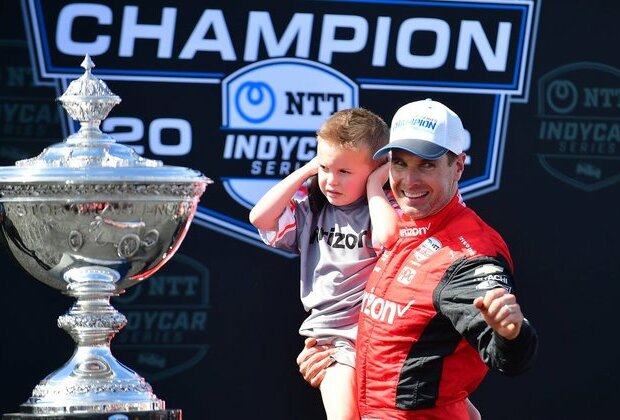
left=222, top=57, right=358, bottom=131
left=235, top=81, right=276, bottom=124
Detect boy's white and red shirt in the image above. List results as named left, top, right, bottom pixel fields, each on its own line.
left=258, top=194, right=383, bottom=342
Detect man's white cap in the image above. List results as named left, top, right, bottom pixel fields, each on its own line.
left=374, top=98, right=465, bottom=160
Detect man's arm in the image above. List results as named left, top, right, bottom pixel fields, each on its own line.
left=472, top=287, right=538, bottom=375
left=437, top=256, right=538, bottom=376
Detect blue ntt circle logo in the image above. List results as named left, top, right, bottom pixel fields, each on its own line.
left=235, top=81, right=275, bottom=123
left=546, top=79, right=578, bottom=114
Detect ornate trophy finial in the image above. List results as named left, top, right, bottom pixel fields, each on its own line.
left=81, top=53, right=94, bottom=71
left=16, top=56, right=162, bottom=169
left=57, top=55, right=121, bottom=143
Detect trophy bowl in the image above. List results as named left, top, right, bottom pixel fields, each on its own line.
left=0, top=56, right=211, bottom=416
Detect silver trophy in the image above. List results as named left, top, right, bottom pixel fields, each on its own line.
left=0, top=55, right=211, bottom=416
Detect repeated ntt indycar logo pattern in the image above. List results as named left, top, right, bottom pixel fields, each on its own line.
left=21, top=0, right=540, bottom=255
left=536, top=62, right=620, bottom=191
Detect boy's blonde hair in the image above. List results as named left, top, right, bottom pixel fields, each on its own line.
left=309, top=108, right=389, bottom=213
left=316, top=107, right=389, bottom=156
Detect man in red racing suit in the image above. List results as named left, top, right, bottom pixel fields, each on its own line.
left=296, top=99, right=538, bottom=419
left=356, top=192, right=538, bottom=419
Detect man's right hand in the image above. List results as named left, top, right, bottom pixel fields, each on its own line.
left=296, top=337, right=336, bottom=388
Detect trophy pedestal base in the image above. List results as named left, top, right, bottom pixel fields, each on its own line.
left=2, top=410, right=182, bottom=420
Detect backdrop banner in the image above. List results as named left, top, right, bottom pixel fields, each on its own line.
left=1, top=1, right=618, bottom=419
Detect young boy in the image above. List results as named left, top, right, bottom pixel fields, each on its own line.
left=249, top=108, right=480, bottom=419
left=249, top=108, right=397, bottom=419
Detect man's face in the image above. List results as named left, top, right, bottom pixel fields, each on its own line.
left=389, top=149, right=465, bottom=219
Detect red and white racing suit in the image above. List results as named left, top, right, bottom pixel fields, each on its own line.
left=356, top=193, right=538, bottom=419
